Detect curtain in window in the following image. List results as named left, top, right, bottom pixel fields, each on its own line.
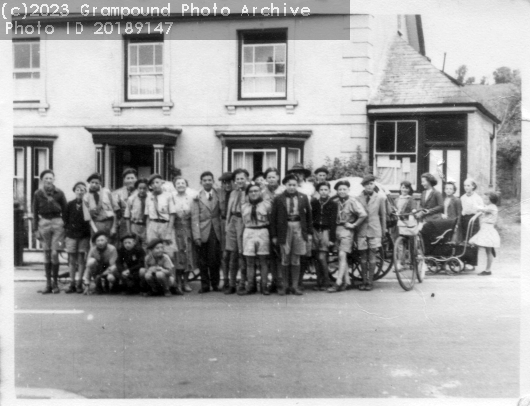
left=287, top=149, right=300, bottom=170
left=14, top=148, right=25, bottom=203
left=264, top=151, right=277, bottom=170
left=244, top=152, right=254, bottom=175
left=233, top=151, right=244, bottom=170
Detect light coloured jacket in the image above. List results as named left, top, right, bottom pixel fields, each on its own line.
left=355, top=192, right=387, bottom=238
left=191, top=188, right=222, bottom=243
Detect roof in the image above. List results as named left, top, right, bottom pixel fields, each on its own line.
left=462, top=83, right=520, bottom=127
left=368, top=36, right=500, bottom=123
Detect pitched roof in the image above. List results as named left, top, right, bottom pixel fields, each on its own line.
left=463, top=83, right=519, bottom=124
left=369, top=36, right=499, bottom=122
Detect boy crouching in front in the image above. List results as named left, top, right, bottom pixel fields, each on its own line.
left=83, top=231, right=119, bottom=294
left=117, top=234, right=146, bottom=295
left=141, top=238, right=175, bottom=297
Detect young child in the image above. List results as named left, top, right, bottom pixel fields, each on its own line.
left=310, top=181, right=338, bottom=291
left=142, top=238, right=175, bottom=297
left=356, top=175, right=386, bottom=291
left=241, top=182, right=272, bottom=295
left=392, top=181, right=416, bottom=241
left=468, top=192, right=501, bottom=276
left=117, top=234, right=146, bottom=294
left=270, top=174, right=313, bottom=296
left=442, top=181, right=462, bottom=243
left=328, top=180, right=367, bottom=293
left=83, top=231, right=119, bottom=294
left=83, top=173, right=119, bottom=242
left=124, top=178, right=149, bottom=249
left=64, top=181, right=91, bottom=294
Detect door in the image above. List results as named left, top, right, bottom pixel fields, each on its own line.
left=425, top=148, right=465, bottom=195
left=115, top=146, right=154, bottom=188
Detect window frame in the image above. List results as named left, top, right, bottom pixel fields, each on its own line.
left=124, top=36, right=165, bottom=102
left=13, top=38, right=41, bottom=103
left=230, top=148, right=280, bottom=178
left=238, top=29, right=288, bottom=101
left=373, top=120, right=419, bottom=191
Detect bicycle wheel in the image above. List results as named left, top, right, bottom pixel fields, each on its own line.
left=187, top=267, right=201, bottom=282
left=374, top=232, right=394, bottom=281
left=394, top=236, right=416, bottom=291
left=349, top=249, right=363, bottom=282
left=415, top=235, right=425, bottom=283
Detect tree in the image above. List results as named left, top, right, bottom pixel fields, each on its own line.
left=464, top=76, right=475, bottom=85
left=454, top=65, right=468, bottom=85
left=480, top=76, right=488, bottom=85
left=493, top=66, right=515, bottom=84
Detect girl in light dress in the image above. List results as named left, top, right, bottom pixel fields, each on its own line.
left=468, top=192, right=501, bottom=276
left=173, top=176, right=198, bottom=292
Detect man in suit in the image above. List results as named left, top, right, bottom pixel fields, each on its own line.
left=224, top=168, right=249, bottom=295
left=270, top=174, right=313, bottom=296
left=191, top=171, right=223, bottom=293
left=356, top=175, right=387, bottom=291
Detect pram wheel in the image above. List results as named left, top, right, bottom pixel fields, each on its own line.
left=425, top=258, right=439, bottom=274
left=447, top=258, right=464, bottom=274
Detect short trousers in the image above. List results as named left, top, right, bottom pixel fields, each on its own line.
left=312, top=229, right=330, bottom=252
left=65, top=237, right=90, bottom=254
left=243, top=228, right=270, bottom=256
left=280, top=221, right=306, bottom=265
left=131, top=223, right=147, bottom=248
left=336, top=226, right=354, bottom=254
left=38, top=217, right=65, bottom=251
left=225, top=216, right=244, bottom=252
left=357, top=236, right=382, bottom=250
left=146, top=221, right=177, bottom=255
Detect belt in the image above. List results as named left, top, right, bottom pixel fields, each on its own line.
left=40, top=214, right=61, bottom=220
left=287, top=216, right=301, bottom=222
left=231, top=212, right=242, bottom=218
left=221, top=216, right=227, bottom=220
left=246, top=225, right=269, bottom=230
left=314, top=225, right=330, bottom=231
left=151, top=219, right=169, bottom=223
left=132, top=221, right=146, bottom=225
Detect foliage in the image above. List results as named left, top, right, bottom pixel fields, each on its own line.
left=455, top=65, right=467, bottom=85
left=493, top=67, right=521, bottom=85
left=464, top=76, right=475, bottom=85
left=322, top=146, right=371, bottom=180
left=480, top=76, right=488, bottom=85
left=497, top=135, right=521, bottom=165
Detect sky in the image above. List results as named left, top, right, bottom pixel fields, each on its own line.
left=411, top=1, right=529, bottom=84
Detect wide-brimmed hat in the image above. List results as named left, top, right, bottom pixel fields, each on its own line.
left=287, top=163, right=311, bottom=178
left=361, top=175, right=376, bottom=186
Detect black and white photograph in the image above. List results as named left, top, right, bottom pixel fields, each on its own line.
left=0, top=0, right=528, bottom=403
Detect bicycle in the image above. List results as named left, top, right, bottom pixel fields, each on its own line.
left=393, top=213, right=425, bottom=291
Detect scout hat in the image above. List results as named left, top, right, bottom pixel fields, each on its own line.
left=334, top=180, right=351, bottom=191
left=91, top=230, right=109, bottom=243
left=361, top=175, right=377, bottom=186
left=72, top=181, right=87, bottom=192
left=120, top=234, right=136, bottom=243
left=146, top=238, right=165, bottom=250
left=287, top=163, right=311, bottom=178
left=148, top=174, right=163, bottom=186
left=87, top=173, right=102, bottom=183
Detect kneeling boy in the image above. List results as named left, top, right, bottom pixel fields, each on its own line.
left=84, top=231, right=119, bottom=294
left=117, top=234, right=146, bottom=294
left=142, top=238, right=175, bottom=297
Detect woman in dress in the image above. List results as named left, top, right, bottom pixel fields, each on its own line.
left=173, top=176, right=197, bottom=293
left=415, top=173, right=443, bottom=222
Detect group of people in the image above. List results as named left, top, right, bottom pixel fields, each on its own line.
left=31, top=162, right=500, bottom=297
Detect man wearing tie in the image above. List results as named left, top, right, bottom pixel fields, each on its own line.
left=191, top=171, right=223, bottom=293
left=224, top=169, right=249, bottom=295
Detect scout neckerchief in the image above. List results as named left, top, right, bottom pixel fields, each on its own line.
left=139, top=194, right=146, bottom=221
left=152, top=189, right=164, bottom=220
left=338, top=196, right=348, bottom=223
left=90, top=187, right=101, bottom=207
left=285, top=191, right=296, bottom=214
left=41, top=185, right=62, bottom=213
left=234, top=189, right=243, bottom=212
left=249, top=196, right=263, bottom=224
left=363, top=190, right=373, bottom=204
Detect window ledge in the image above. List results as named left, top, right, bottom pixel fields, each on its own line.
left=112, top=101, right=174, bottom=116
left=13, top=102, right=49, bottom=116
left=225, top=100, right=298, bottom=114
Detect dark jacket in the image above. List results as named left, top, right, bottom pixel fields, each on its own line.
left=419, top=189, right=444, bottom=222
left=444, top=195, right=463, bottom=243
left=32, top=187, right=67, bottom=230
left=117, top=245, right=146, bottom=275
left=270, top=191, right=313, bottom=245
left=64, top=199, right=91, bottom=239
left=311, top=197, right=338, bottom=242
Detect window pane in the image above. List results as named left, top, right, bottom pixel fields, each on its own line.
left=275, top=77, right=286, bottom=94
left=275, top=63, right=285, bottom=74
left=139, top=75, right=156, bottom=94
left=425, top=116, right=466, bottom=143
left=14, top=72, right=32, bottom=79
left=138, top=44, right=154, bottom=65
left=31, top=43, right=40, bottom=68
left=264, top=151, right=277, bottom=169
left=287, top=148, right=300, bottom=168
left=154, top=43, right=163, bottom=65
left=396, top=122, right=416, bottom=153
left=255, top=45, right=274, bottom=63
left=15, top=148, right=24, bottom=176
left=254, top=77, right=274, bottom=93
left=255, top=63, right=273, bottom=74
left=233, top=151, right=244, bottom=169
left=129, top=75, right=139, bottom=95
left=14, top=43, right=31, bottom=69
left=243, top=46, right=253, bottom=63
left=446, top=150, right=461, bottom=194
left=129, top=44, right=138, bottom=66
left=156, top=75, right=163, bottom=95
left=243, top=63, right=254, bottom=75
left=241, top=77, right=255, bottom=96
left=35, top=149, right=48, bottom=177
left=375, top=122, right=395, bottom=153
left=275, top=44, right=286, bottom=62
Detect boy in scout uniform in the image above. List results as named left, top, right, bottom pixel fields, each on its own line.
left=218, top=171, right=233, bottom=292
left=142, top=238, right=175, bottom=297
left=83, top=231, right=119, bottom=294
left=124, top=177, right=149, bottom=249
left=145, top=174, right=177, bottom=258
left=356, top=175, right=387, bottom=291
left=113, top=168, right=138, bottom=245
left=83, top=173, right=119, bottom=243
left=191, top=171, right=223, bottom=293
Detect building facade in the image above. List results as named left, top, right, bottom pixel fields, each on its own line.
left=12, top=14, right=499, bottom=260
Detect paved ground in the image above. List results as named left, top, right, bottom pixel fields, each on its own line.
left=14, top=259, right=520, bottom=399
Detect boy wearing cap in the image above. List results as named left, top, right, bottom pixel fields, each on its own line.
left=224, top=168, right=250, bottom=295
left=117, top=234, right=146, bottom=294
left=113, top=168, right=138, bottom=244
left=145, top=174, right=177, bottom=258
left=83, top=231, right=118, bottom=294
left=83, top=173, right=119, bottom=242
left=270, top=174, right=313, bottom=295
left=312, top=167, right=330, bottom=199
left=310, top=181, right=338, bottom=291
left=356, top=175, right=387, bottom=291
left=33, top=169, right=67, bottom=294
left=218, top=171, right=233, bottom=291
left=191, top=171, right=223, bottom=293
left=328, top=180, right=367, bottom=293
left=142, top=238, right=175, bottom=297
left=125, top=178, right=149, bottom=249
left=64, top=181, right=91, bottom=294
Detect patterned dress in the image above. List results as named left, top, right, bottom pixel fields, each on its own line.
left=173, top=193, right=197, bottom=272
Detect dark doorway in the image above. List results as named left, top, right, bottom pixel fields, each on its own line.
left=115, top=145, right=153, bottom=188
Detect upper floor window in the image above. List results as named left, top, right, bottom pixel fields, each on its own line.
left=239, top=30, right=287, bottom=99
left=13, top=39, right=40, bottom=102
left=126, top=37, right=163, bottom=101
